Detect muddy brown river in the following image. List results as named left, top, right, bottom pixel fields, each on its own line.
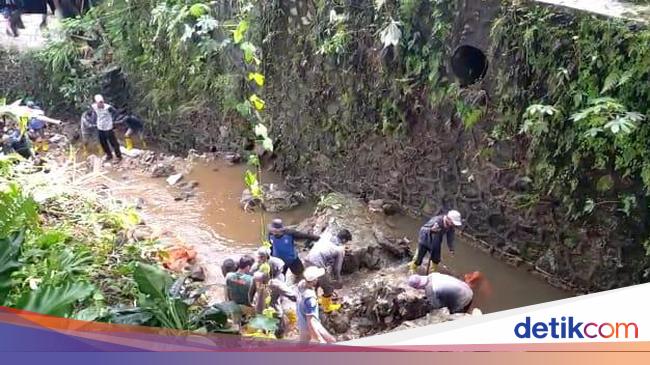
left=109, top=158, right=569, bottom=313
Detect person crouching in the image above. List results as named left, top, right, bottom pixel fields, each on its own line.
left=407, top=271, right=487, bottom=314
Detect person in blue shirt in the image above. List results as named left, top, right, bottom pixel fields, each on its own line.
left=268, top=218, right=320, bottom=281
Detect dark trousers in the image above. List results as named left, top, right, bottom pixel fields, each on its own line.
left=414, top=241, right=442, bottom=266
left=98, top=130, right=122, bottom=159
left=282, top=258, right=305, bottom=278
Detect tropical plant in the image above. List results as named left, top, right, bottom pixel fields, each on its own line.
left=0, top=231, right=25, bottom=304
left=0, top=183, right=38, bottom=239
left=16, top=281, right=95, bottom=317
left=131, top=263, right=190, bottom=329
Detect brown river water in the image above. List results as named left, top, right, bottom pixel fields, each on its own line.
left=108, top=159, right=569, bottom=313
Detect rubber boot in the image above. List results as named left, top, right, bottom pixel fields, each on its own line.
left=319, top=296, right=341, bottom=313
left=427, top=262, right=438, bottom=274
left=125, top=137, right=134, bottom=150
left=286, top=309, right=297, bottom=327
left=408, top=261, right=418, bottom=274
left=96, top=144, right=104, bottom=155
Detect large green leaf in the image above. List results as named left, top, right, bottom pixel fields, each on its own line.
left=213, top=301, right=242, bottom=317
left=108, top=307, right=155, bottom=326
left=196, top=302, right=240, bottom=333
left=247, top=314, right=278, bottom=333
left=17, top=281, right=94, bottom=317
left=0, top=184, right=38, bottom=239
left=0, top=230, right=25, bottom=304
left=133, top=263, right=173, bottom=301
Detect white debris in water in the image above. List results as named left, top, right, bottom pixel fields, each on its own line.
left=166, top=173, right=183, bottom=186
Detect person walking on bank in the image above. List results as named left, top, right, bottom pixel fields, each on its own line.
left=268, top=218, right=320, bottom=281
left=409, top=210, right=462, bottom=274
left=2, top=0, right=24, bottom=38
left=90, top=95, right=122, bottom=163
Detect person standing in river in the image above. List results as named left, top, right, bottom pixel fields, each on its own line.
left=268, top=218, right=320, bottom=281
left=89, top=95, right=122, bottom=163
left=409, top=210, right=462, bottom=274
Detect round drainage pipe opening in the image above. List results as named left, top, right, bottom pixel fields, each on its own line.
left=451, top=45, right=488, bottom=86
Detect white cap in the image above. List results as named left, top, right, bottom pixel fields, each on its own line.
left=447, top=210, right=462, bottom=226
left=303, top=266, right=325, bottom=282
left=94, top=94, right=104, bottom=103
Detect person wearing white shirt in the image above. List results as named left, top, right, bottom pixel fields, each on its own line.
left=89, top=94, right=122, bottom=162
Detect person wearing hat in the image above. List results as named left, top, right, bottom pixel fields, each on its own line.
left=296, top=266, right=336, bottom=343
left=89, top=94, right=122, bottom=162
left=409, top=210, right=462, bottom=274
left=251, top=246, right=286, bottom=281
left=304, top=228, right=352, bottom=313
left=407, top=271, right=485, bottom=314
left=267, top=218, right=320, bottom=280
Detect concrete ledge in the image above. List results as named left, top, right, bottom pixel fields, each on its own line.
left=536, top=0, right=650, bottom=22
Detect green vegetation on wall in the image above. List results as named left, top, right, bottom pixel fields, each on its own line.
left=491, top=3, right=650, bottom=251
left=31, top=0, right=267, bottom=150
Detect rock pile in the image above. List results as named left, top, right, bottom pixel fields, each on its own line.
left=284, top=192, right=474, bottom=338
left=240, top=183, right=305, bottom=212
